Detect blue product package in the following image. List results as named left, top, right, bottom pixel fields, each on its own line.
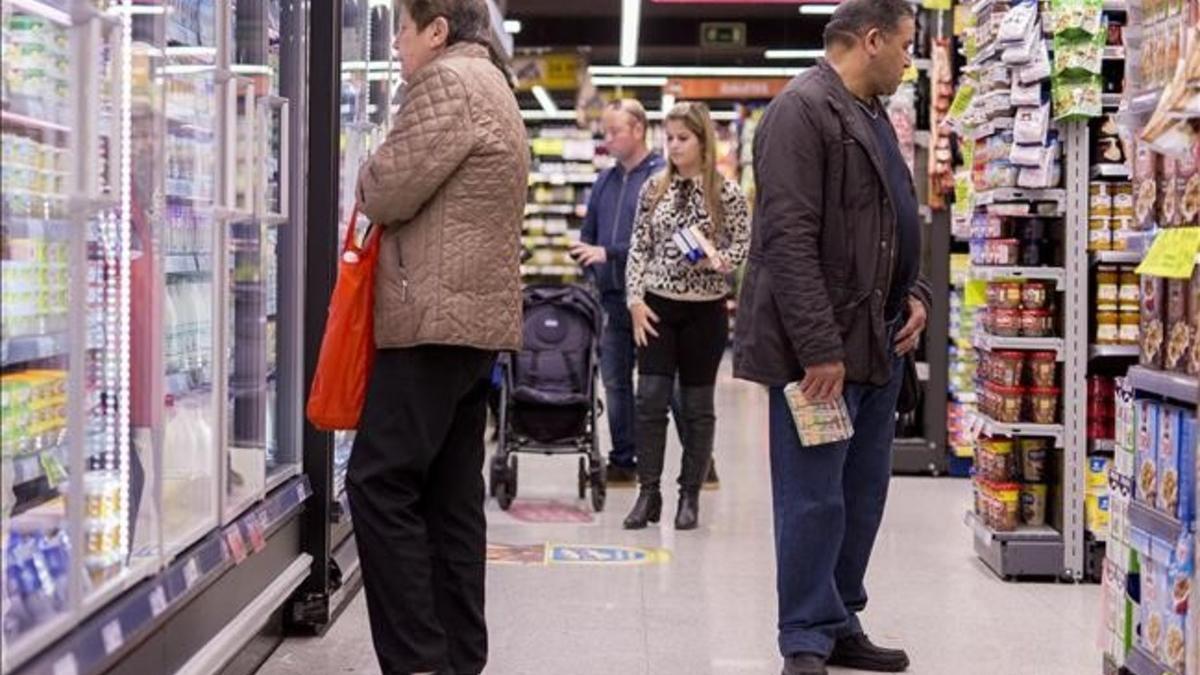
left=1180, top=412, right=1196, bottom=525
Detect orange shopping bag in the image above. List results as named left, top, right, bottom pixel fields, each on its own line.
left=307, top=207, right=378, bottom=430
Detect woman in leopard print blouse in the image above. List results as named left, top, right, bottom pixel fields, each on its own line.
left=623, top=101, right=751, bottom=531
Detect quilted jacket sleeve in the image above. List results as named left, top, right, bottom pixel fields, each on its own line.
left=755, top=93, right=843, bottom=367
left=357, top=64, right=475, bottom=226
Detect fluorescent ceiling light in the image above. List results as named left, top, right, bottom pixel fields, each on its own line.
left=799, top=4, right=839, bottom=15
left=532, top=85, right=558, bottom=113
left=764, top=49, right=825, bottom=60
left=621, top=0, right=641, bottom=67
left=590, top=65, right=805, bottom=77
left=504, top=19, right=522, bottom=34
left=591, top=76, right=668, bottom=87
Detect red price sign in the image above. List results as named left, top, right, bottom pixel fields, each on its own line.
left=224, top=525, right=248, bottom=564
left=246, top=510, right=267, bottom=554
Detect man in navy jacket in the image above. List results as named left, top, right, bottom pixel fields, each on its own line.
left=570, top=99, right=664, bottom=484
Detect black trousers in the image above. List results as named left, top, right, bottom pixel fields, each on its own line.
left=636, top=293, right=728, bottom=385
left=347, top=345, right=496, bottom=675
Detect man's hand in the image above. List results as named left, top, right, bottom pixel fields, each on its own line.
left=630, top=302, right=660, bottom=348
left=800, top=361, right=846, bottom=402
left=895, top=296, right=928, bottom=356
left=569, top=243, right=607, bottom=267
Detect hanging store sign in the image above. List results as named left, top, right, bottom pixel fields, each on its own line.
left=1136, top=228, right=1200, bottom=279
left=512, top=53, right=583, bottom=91
left=665, top=77, right=790, bottom=100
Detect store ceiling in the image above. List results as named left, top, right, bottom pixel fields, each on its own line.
left=507, top=0, right=829, bottom=110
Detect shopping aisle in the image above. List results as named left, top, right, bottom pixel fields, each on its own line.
left=260, top=361, right=1100, bottom=675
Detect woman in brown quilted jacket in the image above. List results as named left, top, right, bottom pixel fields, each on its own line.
left=345, top=1, right=528, bottom=673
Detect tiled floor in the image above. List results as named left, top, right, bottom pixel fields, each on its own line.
left=259, top=362, right=1101, bottom=675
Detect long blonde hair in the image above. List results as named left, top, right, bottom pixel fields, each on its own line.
left=646, top=101, right=726, bottom=238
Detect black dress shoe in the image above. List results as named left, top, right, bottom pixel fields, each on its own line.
left=828, top=633, right=910, bottom=672
left=623, top=488, right=662, bottom=529
left=675, top=491, right=699, bottom=530
left=703, top=460, right=719, bottom=490
left=781, top=653, right=828, bottom=675
left=606, top=462, right=638, bottom=486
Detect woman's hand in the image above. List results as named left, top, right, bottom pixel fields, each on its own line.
left=630, top=302, right=660, bottom=348
left=702, top=253, right=734, bottom=274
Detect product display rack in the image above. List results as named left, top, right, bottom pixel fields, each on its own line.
left=521, top=120, right=602, bottom=282
left=1, top=1, right=314, bottom=673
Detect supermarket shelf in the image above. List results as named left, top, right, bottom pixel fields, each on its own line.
left=0, top=109, right=71, bottom=134
left=1089, top=344, right=1140, bottom=358
left=1091, top=439, right=1117, bottom=453
left=969, top=266, right=1066, bottom=288
left=976, top=412, right=1065, bottom=445
left=6, top=0, right=72, bottom=26
left=528, top=172, right=597, bottom=185
left=1128, top=499, right=1184, bottom=544
left=525, top=204, right=585, bottom=216
left=1091, top=164, right=1131, bottom=179
left=966, top=511, right=1065, bottom=579
left=1126, top=366, right=1199, bottom=404
left=964, top=511, right=1061, bottom=542
left=975, top=188, right=1066, bottom=205
left=1092, top=250, right=1144, bottom=264
left=974, top=332, right=1065, bottom=358
left=1, top=331, right=69, bottom=367
left=1125, top=645, right=1178, bottom=675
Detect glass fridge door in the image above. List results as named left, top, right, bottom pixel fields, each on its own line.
left=128, top=0, right=222, bottom=561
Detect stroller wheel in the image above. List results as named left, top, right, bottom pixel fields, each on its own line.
left=589, top=465, right=607, bottom=512
left=489, top=454, right=507, bottom=498
left=508, top=454, right=519, bottom=500
left=496, top=477, right=514, bottom=511
left=578, top=457, right=588, bottom=500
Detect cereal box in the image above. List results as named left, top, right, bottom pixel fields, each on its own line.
left=1141, top=275, right=1166, bottom=369
left=1142, top=555, right=1166, bottom=655
left=1157, top=405, right=1182, bottom=516
left=1137, top=400, right=1160, bottom=505
left=1189, top=267, right=1200, bottom=377
left=1164, top=279, right=1193, bottom=374
left=1179, top=143, right=1198, bottom=227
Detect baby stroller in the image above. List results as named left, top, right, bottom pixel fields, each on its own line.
left=489, top=283, right=607, bottom=512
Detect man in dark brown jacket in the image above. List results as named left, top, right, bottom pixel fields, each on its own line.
left=733, top=1, right=931, bottom=674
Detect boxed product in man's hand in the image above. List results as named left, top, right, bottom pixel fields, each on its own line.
left=783, top=382, right=855, bottom=447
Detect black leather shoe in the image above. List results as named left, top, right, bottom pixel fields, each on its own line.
left=675, top=491, right=699, bottom=530
left=623, top=488, right=662, bottom=529
left=781, top=653, right=828, bottom=675
left=828, top=633, right=910, bottom=672
left=606, top=462, right=638, bottom=487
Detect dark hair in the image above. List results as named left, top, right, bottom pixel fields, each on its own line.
left=823, top=0, right=914, bottom=49
left=402, top=0, right=512, bottom=83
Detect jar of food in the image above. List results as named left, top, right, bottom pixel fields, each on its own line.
left=1119, top=270, right=1141, bottom=310
left=995, top=483, right=1022, bottom=532
left=1120, top=311, right=1141, bottom=345
left=1096, top=265, right=1120, bottom=309
left=976, top=438, right=1016, bottom=481
left=1089, top=227, right=1113, bottom=251
left=1020, top=308, right=1054, bottom=337
left=1021, top=281, right=1052, bottom=310
left=1028, top=387, right=1061, bottom=424
left=1090, top=196, right=1114, bottom=218
left=990, top=307, right=1022, bottom=337
left=1021, top=483, right=1049, bottom=526
left=1019, top=438, right=1050, bottom=482
left=1112, top=184, right=1135, bottom=218
left=988, top=281, right=1023, bottom=309
left=991, top=351, right=1027, bottom=387
left=988, top=383, right=1026, bottom=423
left=1027, top=351, right=1058, bottom=387
left=1097, top=310, right=1121, bottom=344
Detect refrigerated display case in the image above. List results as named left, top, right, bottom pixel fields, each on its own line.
left=2, top=1, right=312, bottom=673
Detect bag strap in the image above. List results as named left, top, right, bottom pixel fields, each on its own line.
left=342, top=205, right=379, bottom=258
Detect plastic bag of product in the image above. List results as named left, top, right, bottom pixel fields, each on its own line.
left=1011, top=78, right=1045, bottom=107
left=1003, top=23, right=1042, bottom=65
left=1013, top=104, right=1051, bottom=145
left=1052, top=75, right=1103, bottom=119
left=1053, top=29, right=1106, bottom=76
left=1018, top=38, right=1053, bottom=84
left=999, top=1, right=1040, bottom=43
left=1051, top=0, right=1104, bottom=36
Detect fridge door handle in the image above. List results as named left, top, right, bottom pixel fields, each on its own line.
left=223, top=76, right=256, bottom=220
left=259, top=95, right=290, bottom=223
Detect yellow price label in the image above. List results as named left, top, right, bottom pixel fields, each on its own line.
left=923, top=0, right=952, bottom=9
left=948, top=84, right=976, bottom=121
left=964, top=279, right=988, bottom=308
left=1135, top=228, right=1200, bottom=279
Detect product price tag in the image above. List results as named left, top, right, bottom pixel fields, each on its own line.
left=225, top=525, right=248, bottom=564
left=964, top=280, right=989, bottom=309
left=101, top=620, right=124, bottom=655
left=953, top=178, right=973, bottom=217
left=923, top=0, right=951, bottom=11
left=947, top=83, right=976, bottom=124
left=53, top=654, right=78, bottom=675
left=246, top=511, right=267, bottom=554
left=1136, top=228, right=1200, bottom=279
left=183, top=557, right=200, bottom=589
left=149, top=586, right=168, bottom=617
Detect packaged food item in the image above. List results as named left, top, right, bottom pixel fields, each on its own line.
left=977, top=438, right=1017, bottom=481
left=1097, top=310, right=1121, bottom=344
left=1013, top=104, right=1051, bottom=145
left=1164, top=279, right=1193, bottom=374
left=990, top=351, right=1027, bottom=387
left=1020, top=308, right=1054, bottom=337
left=1088, top=456, right=1113, bottom=490
left=1086, top=491, right=1111, bottom=537
left=1096, top=265, right=1121, bottom=309
left=1027, top=351, right=1058, bottom=387
left=990, top=307, right=1022, bottom=337
left=1157, top=406, right=1183, bottom=516
left=1028, top=387, right=1061, bottom=424
left=987, top=281, right=1023, bottom=309
left=994, top=482, right=1022, bottom=532
left=1088, top=226, right=1112, bottom=251
left=1021, top=483, right=1049, bottom=526
left=1141, top=275, right=1166, bottom=368
left=1160, top=157, right=1180, bottom=227
left=986, top=382, right=1026, bottom=423
left=1178, top=413, right=1196, bottom=523
left=1190, top=268, right=1200, bottom=376
left=1112, top=183, right=1135, bottom=218
left=1052, top=75, right=1103, bottom=120
left=783, top=382, right=855, bottom=446
left=1142, top=558, right=1166, bottom=655
left=1182, top=149, right=1200, bottom=226
left=1021, top=281, right=1052, bottom=310
left=1137, top=400, right=1161, bottom=504
left=1119, top=268, right=1141, bottom=310
left=1134, top=145, right=1159, bottom=230
left=1019, top=438, right=1051, bottom=482
left=1120, top=311, right=1141, bottom=345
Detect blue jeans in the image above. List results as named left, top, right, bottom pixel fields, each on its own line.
left=600, top=295, right=636, bottom=468
left=768, top=348, right=904, bottom=658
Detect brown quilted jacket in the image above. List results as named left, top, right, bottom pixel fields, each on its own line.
left=357, top=43, right=529, bottom=352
